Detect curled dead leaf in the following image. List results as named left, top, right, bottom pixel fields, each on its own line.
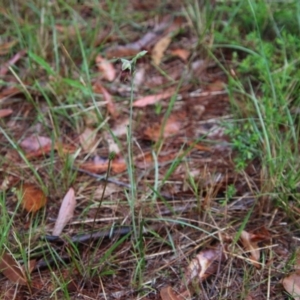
left=95, top=54, right=116, bottom=82
left=0, top=175, right=19, bottom=192
left=151, top=35, right=172, bottom=66
left=20, top=183, right=47, bottom=213
left=239, top=230, right=269, bottom=269
left=52, top=188, right=76, bottom=236
left=93, top=82, right=118, bottom=118
left=186, top=245, right=226, bottom=282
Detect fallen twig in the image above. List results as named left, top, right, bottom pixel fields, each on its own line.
left=72, top=167, right=132, bottom=188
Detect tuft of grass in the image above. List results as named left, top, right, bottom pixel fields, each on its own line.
left=214, top=0, right=300, bottom=213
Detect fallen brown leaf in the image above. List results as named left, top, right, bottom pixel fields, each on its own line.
left=79, top=127, right=97, bottom=152
left=0, top=251, right=27, bottom=285
left=111, top=119, right=130, bottom=137
left=80, top=161, right=108, bottom=173
left=188, top=141, right=211, bottom=152
left=282, top=249, right=300, bottom=298
left=282, top=273, right=300, bottom=300
left=133, top=88, right=175, bottom=107
left=52, top=188, right=76, bottom=236
left=0, top=109, right=13, bottom=118
left=151, top=35, right=172, bottom=66
left=26, top=259, right=37, bottom=274
left=135, top=150, right=181, bottom=169
left=95, top=54, right=116, bottom=82
left=19, top=135, right=74, bottom=158
left=170, top=48, right=190, bottom=61
left=239, top=230, right=268, bottom=269
left=21, top=183, right=47, bottom=213
left=111, top=158, right=127, bottom=173
left=80, top=157, right=127, bottom=174
left=94, top=183, right=122, bottom=199
left=54, top=142, right=76, bottom=155
left=0, top=86, right=22, bottom=99
left=93, top=82, right=118, bottom=118
left=105, top=46, right=140, bottom=59
left=186, top=245, right=225, bottom=282
left=20, top=135, right=52, bottom=154
left=160, top=286, right=186, bottom=300
left=206, top=80, right=225, bottom=92
left=0, top=50, right=26, bottom=76
left=144, top=113, right=184, bottom=141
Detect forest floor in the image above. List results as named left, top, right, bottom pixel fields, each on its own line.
left=0, top=1, right=300, bottom=299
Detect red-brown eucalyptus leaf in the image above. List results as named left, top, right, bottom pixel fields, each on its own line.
left=133, top=89, right=175, bottom=107
left=0, top=251, right=27, bottom=285
left=79, top=157, right=127, bottom=174
left=170, top=48, right=190, bottom=61
left=93, top=82, right=118, bottom=118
